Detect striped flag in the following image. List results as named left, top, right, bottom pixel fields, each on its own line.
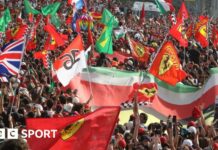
left=0, top=38, right=25, bottom=77
left=69, top=67, right=218, bottom=120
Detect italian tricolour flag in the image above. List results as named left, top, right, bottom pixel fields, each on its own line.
left=70, top=67, right=218, bottom=120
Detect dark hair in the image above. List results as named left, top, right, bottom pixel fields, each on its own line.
left=66, top=97, right=72, bottom=103
left=59, top=95, right=66, bottom=105
left=56, top=105, right=63, bottom=114
left=27, top=112, right=35, bottom=118
left=0, top=139, right=29, bottom=150
left=46, top=100, right=53, bottom=109
left=139, top=113, right=148, bottom=124
left=72, top=103, right=83, bottom=113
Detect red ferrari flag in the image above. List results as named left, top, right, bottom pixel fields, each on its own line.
left=194, top=16, right=209, bottom=48
left=34, top=50, right=50, bottom=69
left=169, top=19, right=188, bottom=47
left=127, top=36, right=151, bottom=63
left=177, top=1, right=189, bottom=21
left=149, top=41, right=187, bottom=86
left=128, top=83, right=158, bottom=102
left=212, top=26, right=218, bottom=48
left=44, top=35, right=57, bottom=51
left=13, top=24, right=28, bottom=40
left=44, top=22, right=66, bottom=47
left=26, top=107, right=120, bottom=150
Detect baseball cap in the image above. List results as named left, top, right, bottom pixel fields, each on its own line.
left=182, top=139, right=193, bottom=147
left=188, top=126, right=197, bottom=134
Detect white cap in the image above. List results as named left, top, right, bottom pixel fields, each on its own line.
left=34, top=104, right=43, bottom=112
left=182, top=139, right=193, bottom=147
left=188, top=126, right=197, bottom=134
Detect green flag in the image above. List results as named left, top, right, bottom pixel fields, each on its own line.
left=41, top=2, right=61, bottom=16
left=101, top=9, right=119, bottom=28
left=0, top=8, right=12, bottom=32
left=50, top=14, right=61, bottom=28
left=95, top=26, right=113, bottom=54
left=24, top=0, right=40, bottom=15
left=4, top=8, right=11, bottom=25
left=155, top=0, right=167, bottom=14
left=41, top=2, right=61, bottom=28
left=0, top=17, right=5, bottom=32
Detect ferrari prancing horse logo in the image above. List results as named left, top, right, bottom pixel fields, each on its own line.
left=61, top=118, right=85, bottom=141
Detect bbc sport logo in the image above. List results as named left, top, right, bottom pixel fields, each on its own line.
left=0, top=129, right=58, bottom=139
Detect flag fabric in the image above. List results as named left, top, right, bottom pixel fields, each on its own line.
left=53, top=34, right=90, bottom=86
left=177, top=1, right=189, bottom=21
left=163, top=0, right=175, bottom=11
left=194, top=16, right=209, bottom=48
left=169, top=19, right=188, bottom=47
left=76, top=18, right=94, bottom=31
left=128, top=83, right=158, bottom=102
left=101, top=9, right=118, bottom=28
left=95, top=26, right=113, bottom=54
left=212, top=26, right=218, bottom=48
left=90, top=12, right=102, bottom=20
left=186, top=24, right=193, bottom=39
left=34, top=50, right=50, bottom=69
left=13, top=24, right=29, bottom=40
left=26, top=37, right=36, bottom=51
left=24, top=0, right=40, bottom=15
left=149, top=41, right=187, bottom=86
left=68, top=67, right=218, bottom=120
left=41, top=2, right=61, bottom=16
left=140, top=4, right=145, bottom=25
left=0, top=38, right=25, bottom=77
left=44, top=36, right=57, bottom=51
left=0, top=8, right=12, bottom=32
left=5, top=29, right=13, bottom=42
left=68, top=0, right=84, bottom=10
left=127, top=36, right=151, bottom=63
left=41, top=2, right=61, bottom=28
left=50, top=14, right=61, bottom=28
left=44, top=22, right=66, bottom=47
left=71, top=11, right=80, bottom=32
left=155, top=0, right=168, bottom=14
left=26, top=106, right=120, bottom=150
left=4, top=8, right=11, bottom=26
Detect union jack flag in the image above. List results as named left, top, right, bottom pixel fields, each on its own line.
left=0, top=38, right=25, bottom=77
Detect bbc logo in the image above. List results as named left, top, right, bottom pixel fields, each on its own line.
left=0, top=129, right=18, bottom=139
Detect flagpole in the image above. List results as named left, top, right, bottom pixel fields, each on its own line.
left=9, top=36, right=27, bottom=115
left=206, top=16, right=214, bottom=61
left=83, top=46, right=94, bottom=102
left=147, top=33, right=169, bottom=71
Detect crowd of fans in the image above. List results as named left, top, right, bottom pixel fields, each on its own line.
left=0, top=0, right=217, bottom=149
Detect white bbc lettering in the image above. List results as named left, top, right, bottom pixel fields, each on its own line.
left=7, top=129, right=18, bottom=139
left=0, top=129, right=5, bottom=139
